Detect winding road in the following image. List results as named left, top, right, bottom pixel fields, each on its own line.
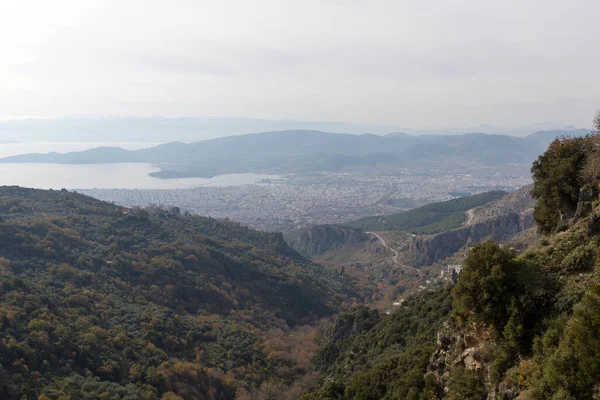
left=366, top=231, right=422, bottom=275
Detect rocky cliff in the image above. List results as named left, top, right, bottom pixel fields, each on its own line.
left=467, top=184, right=534, bottom=225
left=402, top=187, right=535, bottom=266
left=403, top=211, right=534, bottom=266
left=286, top=224, right=370, bottom=258
left=427, top=320, right=517, bottom=400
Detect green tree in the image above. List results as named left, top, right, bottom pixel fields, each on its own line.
left=452, top=242, right=518, bottom=327
left=582, top=110, right=600, bottom=185
left=446, top=366, right=487, bottom=400
left=526, top=285, right=600, bottom=399
left=530, top=135, right=588, bottom=234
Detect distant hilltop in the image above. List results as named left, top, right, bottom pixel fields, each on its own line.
left=0, top=116, right=587, bottom=142
left=0, top=128, right=590, bottom=179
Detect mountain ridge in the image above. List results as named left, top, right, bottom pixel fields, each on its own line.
left=0, top=116, right=586, bottom=142
left=0, top=129, right=590, bottom=179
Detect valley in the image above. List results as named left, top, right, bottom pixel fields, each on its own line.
left=3, top=1, right=599, bottom=397
left=2, top=128, right=600, bottom=399
left=301, top=130, right=600, bottom=399
left=286, top=186, right=536, bottom=313
left=0, top=186, right=379, bottom=399
left=0, top=180, right=539, bottom=399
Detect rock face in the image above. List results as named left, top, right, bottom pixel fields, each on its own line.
left=427, top=320, right=498, bottom=399
left=403, top=187, right=535, bottom=266
left=467, top=185, right=534, bottom=225
left=404, top=211, right=534, bottom=266
left=287, top=225, right=370, bottom=258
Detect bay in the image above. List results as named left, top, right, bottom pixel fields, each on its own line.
left=0, top=142, right=280, bottom=189
left=0, top=163, right=279, bottom=189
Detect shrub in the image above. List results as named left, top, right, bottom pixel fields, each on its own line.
left=561, top=244, right=596, bottom=271
left=452, top=242, right=518, bottom=327
left=446, top=366, right=487, bottom=400
left=531, top=136, right=588, bottom=234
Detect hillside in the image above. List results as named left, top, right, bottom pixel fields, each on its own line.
left=287, top=190, right=533, bottom=263
left=0, top=124, right=597, bottom=400
left=285, top=189, right=535, bottom=314
left=284, top=225, right=370, bottom=258
left=466, top=184, right=534, bottom=225
left=0, top=129, right=590, bottom=178
left=0, top=186, right=372, bottom=399
left=345, top=191, right=507, bottom=234
left=302, top=289, right=453, bottom=400
left=304, top=126, right=600, bottom=400
left=400, top=185, right=535, bottom=266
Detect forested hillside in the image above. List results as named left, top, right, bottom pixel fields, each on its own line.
left=345, top=191, right=507, bottom=234
left=302, top=289, right=452, bottom=400
left=304, top=113, right=600, bottom=399
left=1, top=118, right=598, bottom=400
left=0, top=187, right=372, bottom=399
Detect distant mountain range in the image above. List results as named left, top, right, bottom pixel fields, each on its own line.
left=0, top=128, right=590, bottom=178
left=0, top=117, right=403, bottom=142
left=0, top=116, right=587, bottom=142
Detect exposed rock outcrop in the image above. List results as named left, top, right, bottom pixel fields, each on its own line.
left=403, top=211, right=534, bottom=266
left=402, top=186, right=535, bottom=266
left=427, top=320, right=498, bottom=398
left=286, top=225, right=370, bottom=258
left=467, top=185, right=534, bottom=225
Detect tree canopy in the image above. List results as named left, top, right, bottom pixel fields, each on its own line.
left=0, top=186, right=373, bottom=399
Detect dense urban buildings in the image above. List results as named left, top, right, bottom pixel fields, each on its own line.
left=79, top=166, right=530, bottom=231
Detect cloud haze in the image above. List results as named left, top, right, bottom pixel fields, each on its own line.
left=1, top=0, right=599, bottom=130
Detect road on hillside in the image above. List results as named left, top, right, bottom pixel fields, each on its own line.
left=366, top=231, right=422, bottom=276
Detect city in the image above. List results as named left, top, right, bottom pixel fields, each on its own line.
left=78, top=163, right=532, bottom=232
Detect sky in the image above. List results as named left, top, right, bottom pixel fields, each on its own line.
left=1, top=0, right=600, bottom=130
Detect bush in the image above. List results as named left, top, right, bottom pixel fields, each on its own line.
left=446, top=366, right=487, bottom=400
left=531, top=136, right=588, bottom=234
left=452, top=242, right=518, bottom=327
left=561, top=244, right=596, bottom=271
left=525, top=286, right=600, bottom=399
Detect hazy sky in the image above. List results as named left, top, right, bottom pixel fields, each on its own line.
left=2, top=0, right=599, bottom=129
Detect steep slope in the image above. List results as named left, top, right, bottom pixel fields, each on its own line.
left=285, top=225, right=370, bottom=258
left=0, top=186, right=371, bottom=399
left=304, top=192, right=597, bottom=400
left=345, top=191, right=507, bottom=234
left=305, top=127, right=600, bottom=400
left=466, top=184, right=534, bottom=225
left=402, top=186, right=535, bottom=266
left=285, top=190, right=532, bottom=314
left=302, top=289, right=453, bottom=400
left=288, top=189, right=534, bottom=270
